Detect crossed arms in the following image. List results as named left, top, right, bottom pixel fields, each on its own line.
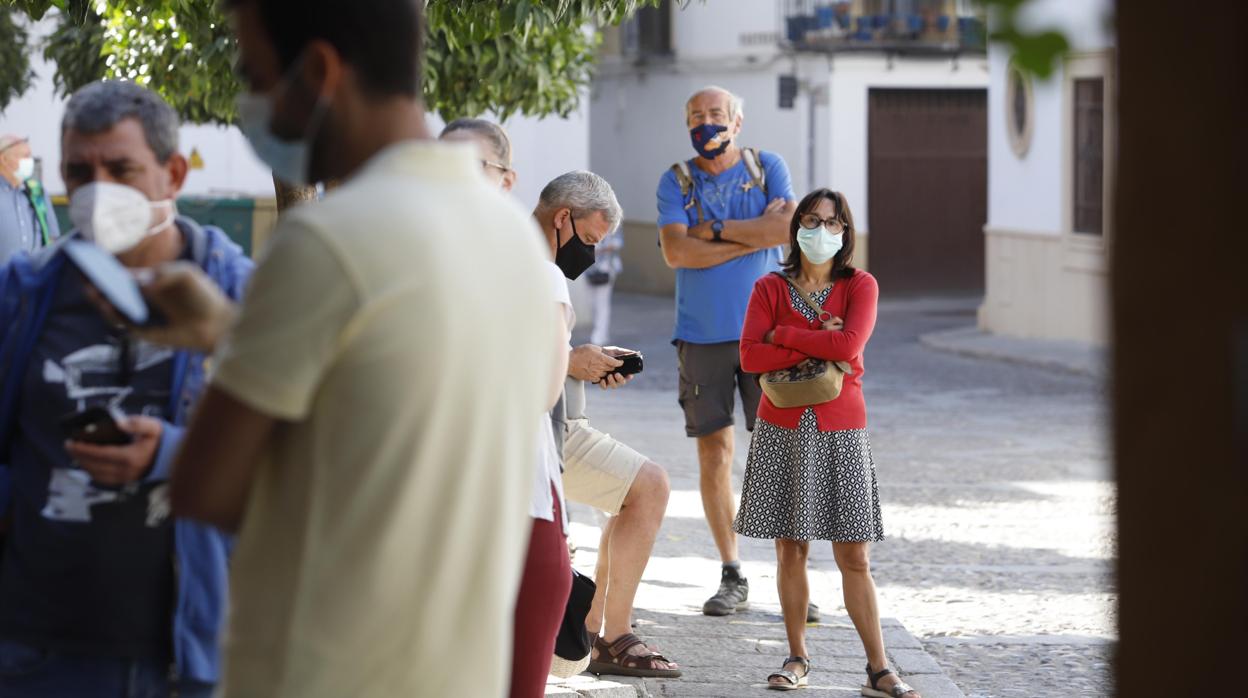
left=659, top=197, right=796, bottom=270
left=739, top=274, right=879, bottom=374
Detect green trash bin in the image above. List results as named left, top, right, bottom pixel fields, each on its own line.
left=51, top=196, right=257, bottom=256
left=175, top=197, right=256, bottom=256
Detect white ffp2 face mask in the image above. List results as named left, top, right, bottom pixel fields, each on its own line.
left=69, top=182, right=175, bottom=254
left=15, top=157, right=34, bottom=181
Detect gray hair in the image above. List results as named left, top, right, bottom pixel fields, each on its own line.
left=686, top=85, right=745, bottom=121
left=62, top=81, right=179, bottom=163
left=440, top=117, right=512, bottom=168
left=538, top=170, right=623, bottom=233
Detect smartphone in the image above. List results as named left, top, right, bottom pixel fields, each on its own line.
left=62, top=240, right=156, bottom=326
left=605, top=350, right=644, bottom=378
left=59, top=406, right=133, bottom=445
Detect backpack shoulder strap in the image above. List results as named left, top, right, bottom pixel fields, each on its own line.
left=670, top=161, right=693, bottom=196
left=741, top=147, right=768, bottom=198
left=668, top=160, right=703, bottom=224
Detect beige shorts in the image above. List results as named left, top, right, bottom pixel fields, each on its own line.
left=562, top=419, right=648, bottom=515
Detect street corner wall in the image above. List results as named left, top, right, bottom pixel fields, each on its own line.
left=978, top=32, right=1111, bottom=345
left=978, top=227, right=1108, bottom=343
left=614, top=220, right=676, bottom=297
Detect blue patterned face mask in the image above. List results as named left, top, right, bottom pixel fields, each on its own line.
left=690, top=123, right=731, bottom=159
left=796, top=225, right=844, bottom=264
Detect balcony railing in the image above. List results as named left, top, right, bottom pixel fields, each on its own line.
left=782, top=0, right=987, bottom=55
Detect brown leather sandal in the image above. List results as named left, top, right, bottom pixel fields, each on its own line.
left=586, top=632, right=682, bottom=678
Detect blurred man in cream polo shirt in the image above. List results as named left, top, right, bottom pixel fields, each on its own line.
left=115, top=1, right=559, bottom=696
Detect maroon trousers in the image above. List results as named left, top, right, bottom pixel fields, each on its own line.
left=509, top=490, right=572, bottom=698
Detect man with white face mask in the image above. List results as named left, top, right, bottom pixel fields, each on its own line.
left=0, top=134, right=60, bottom=263
left=0, top=81, right=253, bottom=697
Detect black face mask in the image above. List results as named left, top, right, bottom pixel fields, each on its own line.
left=554, top=215, right=595, bottom=280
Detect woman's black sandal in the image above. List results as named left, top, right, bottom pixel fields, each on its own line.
left=862, top=663, right=919, bottom=697
left=767, top=656, right=810, bottom=691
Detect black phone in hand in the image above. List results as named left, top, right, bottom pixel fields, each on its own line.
left=59, top=406, right=133, bottom=445
left=606, top=351, right=644, bottom=378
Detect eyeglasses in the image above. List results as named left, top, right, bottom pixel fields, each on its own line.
left=798, top=213, right=845, bottom=232
left=481, top=159, right=510, bottom=174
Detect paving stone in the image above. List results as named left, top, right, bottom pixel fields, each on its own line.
left=882, top=626, right=924, bottom=650
left=889, top=647, right=946, bottom=675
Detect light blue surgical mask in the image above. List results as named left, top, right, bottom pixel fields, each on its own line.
left=235, top=57, right=329, bottom=187
left=796, top=225, right=844, bottom=264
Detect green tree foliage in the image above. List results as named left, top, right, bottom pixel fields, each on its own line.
left=977, top=0, right=1074, bottom=79
left=0, top=9, right=37, bottom=111
left=2, top=0, right=666, bottom=125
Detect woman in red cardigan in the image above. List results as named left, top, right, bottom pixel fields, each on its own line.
left=735, top=189, right=919, bottom=697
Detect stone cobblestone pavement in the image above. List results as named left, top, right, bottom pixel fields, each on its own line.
left=546, top=292, right=1113, bottom=697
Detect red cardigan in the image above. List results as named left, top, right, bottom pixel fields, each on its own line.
left=739, top=269, right=879, bottom=431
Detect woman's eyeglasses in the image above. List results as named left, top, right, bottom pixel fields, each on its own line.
left=481, top=159, right=510, bottom=174
left=798, top=213, right=845, bottom=232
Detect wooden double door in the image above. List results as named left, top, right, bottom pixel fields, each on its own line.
left=867, top=88, right=988, bottom=294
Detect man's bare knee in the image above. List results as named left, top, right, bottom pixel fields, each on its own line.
left=696, top=426, right=733, bottom=451
left=622, top=461, right=670, bottom=510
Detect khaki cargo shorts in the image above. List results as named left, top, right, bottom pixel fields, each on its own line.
left=562, top=419, right=648, bottom=515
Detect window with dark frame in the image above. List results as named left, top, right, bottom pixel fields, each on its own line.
left=1073, top=77, right=1105, bottom=235
left=624, top=0, right=672, bottom=58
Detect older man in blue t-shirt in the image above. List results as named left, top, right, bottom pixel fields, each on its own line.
left=656, top=85, right=798, bottom=617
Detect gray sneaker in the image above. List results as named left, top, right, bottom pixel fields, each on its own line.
left=807, top=602, right=820, bottom=623
left=702, top=568, right=749, bottom=616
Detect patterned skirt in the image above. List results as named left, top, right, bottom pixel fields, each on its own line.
left=733, top=410, right=885, bottom=542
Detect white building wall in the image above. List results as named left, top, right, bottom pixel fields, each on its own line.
left=979, top=0, right=1114, bottom=343
left=670, top=0, right=783, bottom=60
left=986, top=0, right=1113, bottom=235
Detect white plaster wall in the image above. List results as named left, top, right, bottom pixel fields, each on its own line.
left=1014, top=0, right=1114, bottom=52
left=671, top=0, right=783, bottom=61
left=826, top=54, right=990, bottom=233
left=986, top=0, right=1113, bottom=235
left=985, top=44, right=1064, bottom=234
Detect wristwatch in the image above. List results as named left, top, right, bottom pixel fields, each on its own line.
left=711, top=219, right=724, bottom=242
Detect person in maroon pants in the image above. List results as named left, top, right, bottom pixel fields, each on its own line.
left=508, top=254, right=577, bottom=697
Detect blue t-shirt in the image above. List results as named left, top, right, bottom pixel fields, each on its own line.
left=0, top=266, right=176, bottom=659
left=656, top=149, right=796, bottom=344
